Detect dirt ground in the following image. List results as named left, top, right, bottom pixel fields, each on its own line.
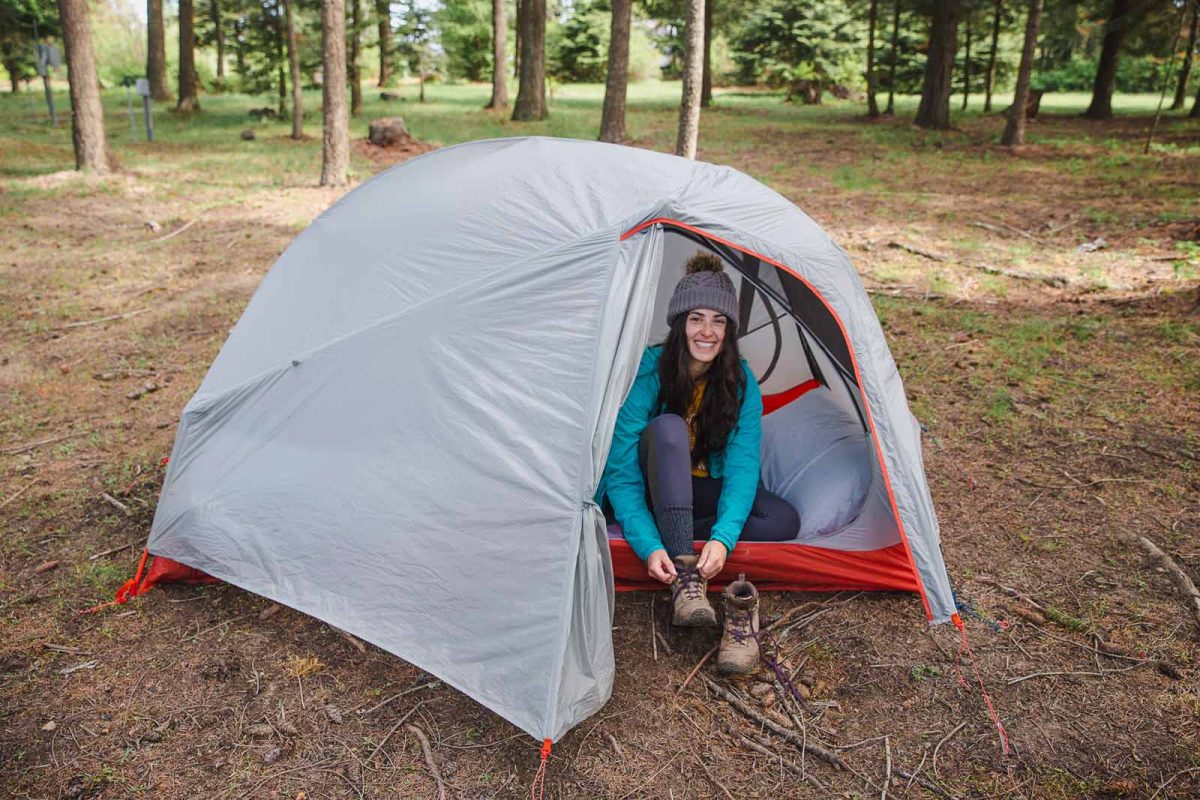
left=2, top=106, right=1199, bottom=799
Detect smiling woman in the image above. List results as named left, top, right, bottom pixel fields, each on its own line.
left=596, top=252, right=800, bottom=672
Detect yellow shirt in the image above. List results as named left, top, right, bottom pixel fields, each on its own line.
left=686, top=380, right=708, bottom=478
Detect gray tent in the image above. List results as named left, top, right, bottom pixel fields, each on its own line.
left=147, top=137, right=955, bottom=743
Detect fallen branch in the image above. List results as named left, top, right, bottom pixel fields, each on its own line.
left=675, top=644, right=718, bottom=696
left=1016, top=476, right=1152, bottom=491
left=886, top=241, right=1068, bottom=287
left=1, top=431, right=87, bottom=456
left=405, top=723, right=447, bottom=800
left=881, top=736, right=891, bottom=800
left=88, top=542, right=137, bottom=561
left=149, top=218, right=198, bottom=244
left=1006, top=664, right=1140, bottom=686
left=700, top=674, right=844, bottom=770
left=365, top=701, right=424, bottom=765
left=650, top=594, right=658, bottom=662
left=968, top=220, right=1048, bottom=245
left=931, top=722, right=966, bottom=779
left=0, top=478, right=38, bottom=509
left=1128, top=534, right=1200, bottom=639
left=58, top=308, right=149, bottom=330
left=694, top=755, right=736, bottom=800
left=101, top=493, right=132, bottom=516
left=334, top=627, right=368, bottom=654
left=358, top=679, right=440, bottom=715
left=717, top=719, right=825, bottom=791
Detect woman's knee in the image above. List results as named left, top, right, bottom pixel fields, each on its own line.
left=642, top=414, right=689, bottom=451
left=744, top=491, right=800, bottom=542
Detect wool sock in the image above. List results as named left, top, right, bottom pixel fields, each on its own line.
left=657, top=506, right=694, bottom=561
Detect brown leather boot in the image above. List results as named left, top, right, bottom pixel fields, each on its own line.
left=717, top=574, right=760, bottom=674
left=670, top=555, right=717, bottom=626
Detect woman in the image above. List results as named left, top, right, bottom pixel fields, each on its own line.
left=597, top=252, right=800, bottom=643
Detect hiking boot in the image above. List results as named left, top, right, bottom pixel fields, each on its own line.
left=670, top=555, right=717, bottom=627
left=717, top=574, right=760, bottom=675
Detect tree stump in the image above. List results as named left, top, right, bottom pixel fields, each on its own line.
left=380, top=92, right=402, bottom=101
left=368, top=117, right=412, bottom=147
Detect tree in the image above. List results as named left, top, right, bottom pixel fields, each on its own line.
left=960, top=0, right=972, bottom=109
left=177, top=0, right=201, bottom=110
left=552, top=1, right=609, bottom=82
left=321, top=0, right=349, bottom=186
left=1001, top=0, right=1041, bottom=145
left=983, top=0, right=1002, bottom=111
left=397, top=0, right=436, bottom=99
left=511, top=0, right=546, bottom=120
left=866, top=0, right=880, bottom=115
left=209, top=0, right=226, bottom=80
left=147, top=0, right=170, bottom=99
left=486, top=0, right=507, bottom=108
left=0, top=0, right=60, bottom=94
left=885, top=0, right=900, bottom=112
left=440, top=0, right=491, bottom=81
left=599, top=0, right=631, bottom=141
left=914, top=0, right=962, bottom=128
left=349, top=0, right=362, bottom=115
left=283, top=0, right=301, bottom=137
left=1082, top=0, right=1133, bottom=119
left=1170, top=0, right=1197, bottom=110
left=56, top=0, right=109, bottom=171
left=700, top=0, right=712, bottom=106
left=376, top=0, right=392, bottom=85
left=675, top=0, right=703, bottom=157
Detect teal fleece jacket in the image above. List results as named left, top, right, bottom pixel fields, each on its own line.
left=596, top=345, right=763, bottom=562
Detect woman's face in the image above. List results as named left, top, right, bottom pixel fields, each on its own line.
left=685, top=308, right=727, bottom=370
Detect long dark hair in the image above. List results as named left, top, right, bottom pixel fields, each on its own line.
left=657, top=315, right=746, bottom=470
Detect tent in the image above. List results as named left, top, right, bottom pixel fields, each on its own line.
left=137, top=137, right=955, bottom=744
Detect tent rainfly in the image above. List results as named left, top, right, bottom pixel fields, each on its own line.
left=124, top=137, right=956, bottom=744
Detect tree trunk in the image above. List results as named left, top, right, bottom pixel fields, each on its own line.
left=914, top=0, right=962, bottom=129
left=984, top=0, right=1002, bottom=111
left=1001, top=0, right=1042, bottom=145
left=234, top=17, right=246, bottom=75
left=211, top=0, right=225, bottom=80
left=284, top=0, right=302, bottom=137
left=1082, top=0, right=1131, bottom=120
left=866, top=0, right=880, bottom=116
left=1193, top=70, right=1200, bottom=117
left=147, top=0, right=171, bottom=100
left=700, top=0, right=713, bottom=107
left=5, top=59, right=19, bottom=93
left=486, top=0, right=508, bottom=108
left=376, top=0, right=392, bottom=87
left=599, top=0, right=631, bottom=142
left=177, top=0, right=201, bottom=111
left=321, top=0, right=350, bottom=186
left=514, top=0, right=522, bottom=78
left=675, top=0, right=704, bottom=158
left=57, top=0, right=111, bottom=172
left=350, top=0, right=362, bottom=116
left=512, top=0, right=547, bottom=121
left=275, top=2, right=287, bottom=117
left=886, top=0, right=900, bottom=114
left=961, top=9, right=971, bottom=110
left=1171, top=1, right=1198, bottom=111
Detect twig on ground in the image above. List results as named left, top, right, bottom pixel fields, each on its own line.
left=1150, top=767, right=1200, bottom=800
left=149, top=218, right=198, bottom=244
left=617, top=750, right=682, bottom=800
left=1005, top=664, right=1141, bottom=685
left=717, top=719, right=825, bottom=791
left=881, top=736, right=891, bottom=800
left=405, top=723, right=447, bottom=800
left=694, top=756, right=736, bottom=800
left=932, top=722, right=967, bottom=779
left=901, top=745, right=930, bottom=796
left=1, top=431, right=87, bottom=456
left=655, top=630, right=674, bottom=656
left=0, top=478, right=38, bottom=509
left=230, top=758, right=337, bottom=800
left=700, top=674, right=844, bottom=769
left=885, top=241, right=1067, bottom=286
left=58, top=308, right=149, bottom=330
left=651, top=594, right=658, bottom=662
left=180, top=614, right=250, bottom=643
left=676, top=644, right=718, bottom=695
left=101, top=493, right=132, bottom=516
left=365, top=702, right=425, bottom=765
left=358, top=680, right=440, bottom=715
left=893, top=766, right=957, bottom=800
left=334, top=627, right=368, bottom=654
left=88, top=542, right=137, bottom=561
left=1016, top=476, right=1152, bottom=491
left=968, top=220, right=1048, bottom=245
left=1126, top=534, right=1200, bottom=639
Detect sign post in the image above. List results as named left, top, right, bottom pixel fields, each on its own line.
left=135, top=78, right=154, bottom=143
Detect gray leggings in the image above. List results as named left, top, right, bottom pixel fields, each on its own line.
left=636, top=414, right=800, bottom=560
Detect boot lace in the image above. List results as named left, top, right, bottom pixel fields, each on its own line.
left=726, top=608, right=755, bottom=643
left=671, top=564, right=704, bottom=602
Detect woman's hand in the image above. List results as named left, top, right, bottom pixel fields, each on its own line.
left=646, top=549, right=677, bottom=584
left=696, top=540, right=728, bottom=579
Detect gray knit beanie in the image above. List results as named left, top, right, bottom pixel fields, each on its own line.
left=667, top=252, right=739, bottom=329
